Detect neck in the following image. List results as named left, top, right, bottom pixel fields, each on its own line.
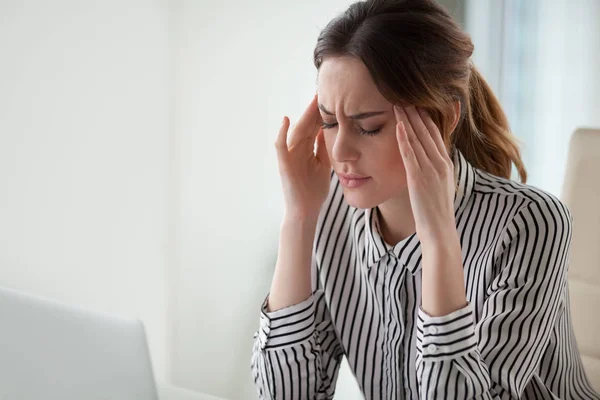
left=376, top=190, right=416, bottom=247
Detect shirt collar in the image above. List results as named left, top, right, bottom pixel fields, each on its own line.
left=363, top=147, right=476, bottom=274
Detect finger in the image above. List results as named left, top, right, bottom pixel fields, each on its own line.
left=275, top=116, right=290, bottom=155
left=403, top=106, right=438, bottom=162
left=396, top=121, right=418, bottom=176
left=289, top=94, right=322, bottom=148
left=315, top=128, right=331, bottom=169
left=418, top=108, right=450, bottom=162
left=394, top=106, right=426, bottom=170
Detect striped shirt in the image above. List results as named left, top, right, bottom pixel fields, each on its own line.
left=251, top=148, right=600, bottom=399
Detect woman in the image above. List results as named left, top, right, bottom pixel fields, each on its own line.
left=250, top=0, right=599, bottom=398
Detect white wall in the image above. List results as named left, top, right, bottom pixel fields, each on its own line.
left=0, top=0, right=170, bottom=381
left=169, top=0, right=363, bottom=398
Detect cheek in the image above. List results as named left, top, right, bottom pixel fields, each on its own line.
left=378, top=137, right=405, bottom=171
left=372, top=140, right=408, bottom=187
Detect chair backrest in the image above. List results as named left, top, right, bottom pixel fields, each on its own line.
left=561, top=127, right=600, bottom=392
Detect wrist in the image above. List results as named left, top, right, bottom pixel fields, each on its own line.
left=283, top=212, right=319, bottom=227
left=421, top=228, right=460, bottom=253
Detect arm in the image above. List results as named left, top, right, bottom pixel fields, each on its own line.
left=251, top=217, right=345, bottom=399
left=267, top=215, right=318, bottom=312
left=416, top=200, right=572, bottom=399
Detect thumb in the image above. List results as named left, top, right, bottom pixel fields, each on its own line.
left=315, top=128, right=331, bottom=169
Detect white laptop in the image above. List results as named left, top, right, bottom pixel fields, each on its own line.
left=0, top=285, right=159, bottom=400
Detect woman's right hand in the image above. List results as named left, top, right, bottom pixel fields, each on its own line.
left=275, top=93, right=332, bottom=221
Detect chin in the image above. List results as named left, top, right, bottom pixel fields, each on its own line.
left=342, top=191, right=381, bottom=210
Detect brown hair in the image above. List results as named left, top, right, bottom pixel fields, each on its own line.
left=313, top=0, right=527, bottom=183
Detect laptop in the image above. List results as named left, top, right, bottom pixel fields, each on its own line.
left=0, top=285, right=159, bottom=400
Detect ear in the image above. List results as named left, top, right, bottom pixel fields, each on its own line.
left=449, top=99, right=461, bottom=134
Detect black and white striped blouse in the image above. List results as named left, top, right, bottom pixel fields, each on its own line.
left=251, top=148, right=600, bottom=399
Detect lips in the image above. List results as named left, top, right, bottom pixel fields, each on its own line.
left=338, top=173, right=369, bottom=180
left=337, top=174, right=371, bottom=188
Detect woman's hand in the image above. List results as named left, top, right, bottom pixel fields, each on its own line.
left=395, top=105, right=467, bottom=317
left=393, top=105, right=457, bottom=244
left=275, top=94, right=331, bottom=221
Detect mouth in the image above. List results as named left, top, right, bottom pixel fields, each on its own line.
left=337, top=173, right=371, bottom=188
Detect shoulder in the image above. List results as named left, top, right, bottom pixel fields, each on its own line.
left=474, top=169, right=573, bottom=243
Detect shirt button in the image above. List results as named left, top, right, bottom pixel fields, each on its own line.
left=428, top=344, right=438, bottom=353
left=429, top=326, right=438, bottom=335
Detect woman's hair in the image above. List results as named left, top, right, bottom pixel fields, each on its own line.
left=313, top=0, right=527, bottom=183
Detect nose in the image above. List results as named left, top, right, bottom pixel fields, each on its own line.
left=331, top=124, right=360, bottom=163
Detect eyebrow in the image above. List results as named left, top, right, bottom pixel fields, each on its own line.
left=318, top=103, right=386, bottom=120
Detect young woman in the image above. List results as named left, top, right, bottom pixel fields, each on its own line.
left=250, top=0, right=599, bottom=398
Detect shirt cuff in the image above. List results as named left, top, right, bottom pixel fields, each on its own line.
left=257, top=293, right=315, bottom=350
left=417, top=302, right=477, bottom=361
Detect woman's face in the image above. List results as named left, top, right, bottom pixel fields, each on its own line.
left=317, top=56, right=409, bottom=210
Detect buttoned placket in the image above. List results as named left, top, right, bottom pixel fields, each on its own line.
left=382, top=253, right=391, bottom=399
left=383, top=249, right=409, bottom=399
left=396, top=261, right=408, bottom=399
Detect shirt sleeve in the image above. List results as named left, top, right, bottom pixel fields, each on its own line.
left=415, top=199, right=573, bottom=399
left=250, top=258, right=345, bottom=399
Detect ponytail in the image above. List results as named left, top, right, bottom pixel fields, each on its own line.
left=453, top=64, right=527, bottom=183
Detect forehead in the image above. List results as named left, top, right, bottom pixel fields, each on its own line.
left=317, top=56, right=389, bottom=111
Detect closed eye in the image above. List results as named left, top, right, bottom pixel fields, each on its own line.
left=320, top=121, right=381, bottom=137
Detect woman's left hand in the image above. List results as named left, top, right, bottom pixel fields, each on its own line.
left=393, top=105, right=457, bottom=245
